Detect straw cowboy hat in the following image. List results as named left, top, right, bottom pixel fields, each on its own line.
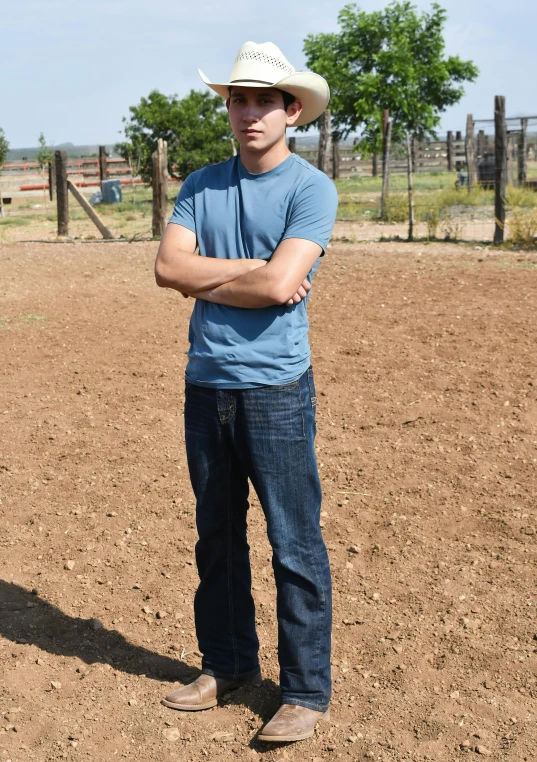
left=198, top=41, right=329, bottom=127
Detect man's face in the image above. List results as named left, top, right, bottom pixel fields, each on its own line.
left=227, top=87, right=302, bottom=152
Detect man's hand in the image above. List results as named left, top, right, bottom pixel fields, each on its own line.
left=285, top=277, right=311, bottom=306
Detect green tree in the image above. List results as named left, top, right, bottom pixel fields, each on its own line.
left=302, top=1, right=478, bottom=235
left=118, top=89, right=233, bottom=182
left=302, top=1, right=479, bottom=148
left=36, top=133, right=54, bottom=208
left=0, top=127, right=9, bottom=216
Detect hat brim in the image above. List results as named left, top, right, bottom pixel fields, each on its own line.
left=198, top=68, right=329, bottom=127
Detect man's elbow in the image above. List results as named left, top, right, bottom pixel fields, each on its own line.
left=154, top=258, right=174, bottom=289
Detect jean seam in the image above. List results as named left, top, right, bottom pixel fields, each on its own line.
left=302, top=371, right=328, bottom=701
left=279, top=698, right=329, bottom=712
left=297, top=375, right=307, bottom=442
left=226, top=448, right=240, bottom=679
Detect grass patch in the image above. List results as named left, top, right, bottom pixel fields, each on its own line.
left=0, top=216, right=32, bottom=227
left=506, top=185, right=537, bottom=208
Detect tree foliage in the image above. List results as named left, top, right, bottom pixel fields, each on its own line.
left=117, top=89, right=233, bottom=181
left=36, top=132, right=54, bottom=171
left=0, top=128, right=9, bottom=173
left=301, top=1, right=479, bottom=151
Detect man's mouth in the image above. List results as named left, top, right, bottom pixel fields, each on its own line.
left=242, top=129, right=261, bottom=135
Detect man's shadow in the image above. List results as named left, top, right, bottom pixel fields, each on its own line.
left=0, top=579, right=278, bottom=718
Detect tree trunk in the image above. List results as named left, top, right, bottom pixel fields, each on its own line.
left=332, top=137, right=340, bottom=180
left=406, top=131, right=415, bottom=242
left=318, top=110, right=332, bottom=174
left=380, top=110, right=392, bottom=220
left=152, top=139, right=168, bottom=238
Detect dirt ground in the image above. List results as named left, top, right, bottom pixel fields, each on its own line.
left=1, top=237, right=536, bottom=762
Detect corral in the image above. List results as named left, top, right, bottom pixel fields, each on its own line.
left=1, top=236, right=536, bottom=761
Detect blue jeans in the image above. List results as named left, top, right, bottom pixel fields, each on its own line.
left=183, top=365, right=332, bottom=711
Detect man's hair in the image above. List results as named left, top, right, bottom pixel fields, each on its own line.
left=228, top=86, right=296, bottom=111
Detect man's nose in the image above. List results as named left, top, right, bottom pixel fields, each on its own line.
left=242, top=107, right=260, bottom=123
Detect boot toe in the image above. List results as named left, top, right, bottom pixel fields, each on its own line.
left=258, top=704, right=330, bottom=742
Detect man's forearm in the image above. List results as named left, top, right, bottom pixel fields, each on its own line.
left=155, top=249, right=267, bottom=294
left=193, top=264, right=306, bottom=309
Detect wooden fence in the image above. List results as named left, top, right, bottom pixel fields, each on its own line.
left=293, top=134, right=537, bottom=179
left=293, top=139, right=468, bottom=177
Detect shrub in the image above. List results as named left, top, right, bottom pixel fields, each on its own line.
left=507, top=208, right=537, bottom=247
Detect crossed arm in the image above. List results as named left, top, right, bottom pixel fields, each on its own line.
left=154, top=223, right=322, bottom=308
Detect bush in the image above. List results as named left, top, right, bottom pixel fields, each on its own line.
left=507, top=208, right=537, bottom=247
left=506, top=185, right=537, bottom=209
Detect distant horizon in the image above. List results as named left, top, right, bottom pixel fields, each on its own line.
left=3, top=1, right=536, bottom=149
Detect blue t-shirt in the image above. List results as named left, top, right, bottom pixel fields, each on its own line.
left=169, top=152, right=338, bottom=388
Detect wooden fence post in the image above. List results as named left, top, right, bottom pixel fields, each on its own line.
left=68, top=180, right=114, bottom=239
left=447, top=131, right=454, bottom=172
left=318, top=110, right=332, bottom=174
left=493, top=95, right=507, bottom=245
left=152, top=138, right=168, bottom=238
left=55, top=149, right=69, bottom=237
left=48, top=157, right=56, bottom=201
left=288, top=136, right=296, bottom=153
left=455, top=131, right=463, bottom=171
left=477, top=129, right=486, bottom=158
left=380, top=110, right=392, bottom=220
left=332, top=138, right=340, bottom=180
left=465, top=114, right=477, bottom=191
left=99, top=146, right=108, bottom=183
left=507, top=133, right=516, bottom=186
left=518, top=118, right=528, bottom=186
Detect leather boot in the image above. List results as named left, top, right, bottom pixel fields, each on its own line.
left=161, top=671, right=261, bottom=712
left=258, top=703, right=331, bottom=742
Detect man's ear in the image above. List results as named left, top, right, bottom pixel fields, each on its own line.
left=225, top=98, right=231, bottom=112
left=286, top=99, right=303, bottom=126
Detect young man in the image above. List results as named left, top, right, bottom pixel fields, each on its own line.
left=155, top=41, right=338, bottom=743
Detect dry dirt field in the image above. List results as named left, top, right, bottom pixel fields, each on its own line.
left=1, top=237, right=536, bottom=762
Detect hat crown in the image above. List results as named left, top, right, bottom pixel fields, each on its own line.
left=230, top=41, right=295, bottom=84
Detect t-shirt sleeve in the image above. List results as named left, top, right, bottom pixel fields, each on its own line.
left=168, top=173, right=196, bottom=233
left=282, top=174, right=338, bottom=254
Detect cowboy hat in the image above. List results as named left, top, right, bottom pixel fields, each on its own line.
left=198, top=41, right=329, bottom=127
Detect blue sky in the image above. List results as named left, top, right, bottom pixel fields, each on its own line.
left=2, top=0, right=536, bottom=148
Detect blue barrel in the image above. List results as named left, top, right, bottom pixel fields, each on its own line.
left=101, top=179, right=122, bottom=203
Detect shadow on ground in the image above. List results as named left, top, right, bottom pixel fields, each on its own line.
left=0, top=579, right=280, bottom=719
